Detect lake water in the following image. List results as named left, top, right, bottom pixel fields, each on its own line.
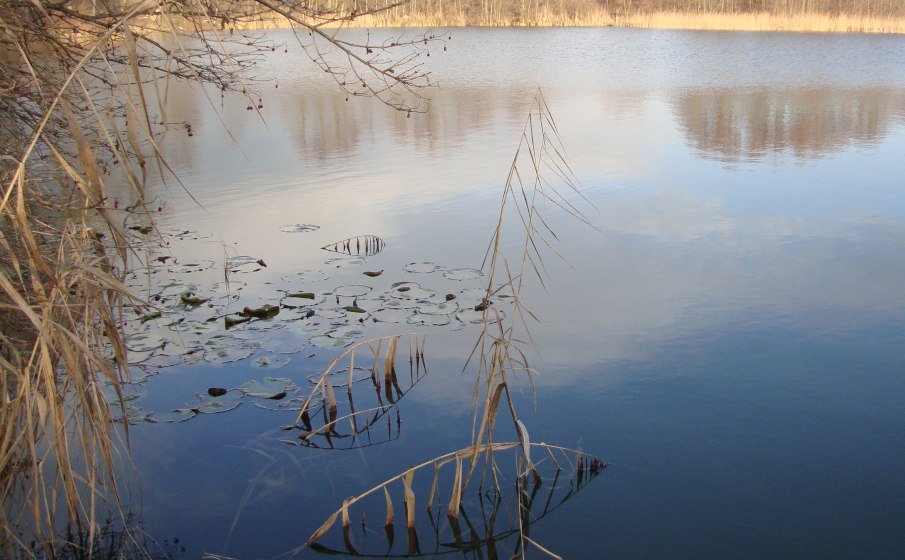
left=115, top=27, right=905, bottom=559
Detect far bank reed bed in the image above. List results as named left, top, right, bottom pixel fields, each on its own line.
left=617, top=10, right=905, bottom=33
left=243, top=0, right=905, bottom=32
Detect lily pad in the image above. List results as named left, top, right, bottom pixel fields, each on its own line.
left=324, top=256, right=367, bottom=267
left=126, top=332, right=166, bottom=352
left=290, top=270, right=330, bottom=282
left=348, top=296, right=385, bottom=312
left=309, top=334, right=355, bottom=349
left=287, top=292, right=315, bottom=299
left=457, top=308, right=506, bottom=324
left=371, top=308, right=411, bottom=323
left=334, top=285, right=372, bottom=298
left=406, top=312, right=452, bottom=326
left=330, top=325, right=364, bottom=338
left=196, top=389, right=244, bottom=414
left=390, top=283, right=435, bottom=300
left=180, top=292, right=209, bottom=306
left=418, top=301, right=459, bottom=315
left=239, top=377, right=294, bottom=398
left=171, top=230, right=211, bottom=240
left=280, top=223, right=320, bottom=233
left=344, top=305, right=367, bottom=314
left=442, top=267, right=483, bottom=281
left=228, top=255, right=264, bottom=273
left=160, top=389, right=245, bottom=422
left=252, top=355, right=292, bottom=369
left=241, top=304, right=280, bottom=319
left=168, top=260, right=216, bottom=275
left=403, top=262, right=440, bottom=273
left=202, top=345, right=255, bottom=364
left=309, top=325, right=363, bottom=348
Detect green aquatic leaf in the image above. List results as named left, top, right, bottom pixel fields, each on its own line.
left=241, top=304, right=280, bottom=319
left=288, top=292, right=315, bottom=299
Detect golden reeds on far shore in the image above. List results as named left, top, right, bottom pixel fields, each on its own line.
left=617, top=10, right=905, bottom=33
left=239, top=0, right=905, bottom=33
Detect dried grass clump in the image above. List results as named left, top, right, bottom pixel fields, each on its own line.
left=1, top=145, right=133, bottom=554
left=1, top=0, right=439, bottom=555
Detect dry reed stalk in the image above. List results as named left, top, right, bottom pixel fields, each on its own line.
left=293, top=334, right=427, bottom=448
left=300, top=442, right=604, bottom=554
left=302, top=92, right=603, bottom=559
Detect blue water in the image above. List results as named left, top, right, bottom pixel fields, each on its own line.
left=119, top=27, right=905, bottom=559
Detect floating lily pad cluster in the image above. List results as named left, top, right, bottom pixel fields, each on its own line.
left=107, top=376, right=296, bottom=424
left=111, top=227, right=508, bottom=424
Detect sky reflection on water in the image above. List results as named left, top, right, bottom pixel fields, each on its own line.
left=125, top=27, right=905, bottom=559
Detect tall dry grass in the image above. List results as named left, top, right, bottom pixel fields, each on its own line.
left=1, top=1, right=438, bottom=556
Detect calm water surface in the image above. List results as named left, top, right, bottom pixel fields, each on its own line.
left=118, top=28, right=905, bottom=559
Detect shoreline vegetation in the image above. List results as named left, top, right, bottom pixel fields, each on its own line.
left=232, top=0, right=905, bottom=33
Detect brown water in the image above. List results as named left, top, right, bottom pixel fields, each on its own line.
left=115, top=27, right=905, bottom=559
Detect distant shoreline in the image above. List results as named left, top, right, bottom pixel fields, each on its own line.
left=238, top=10, right=905, bottom=34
